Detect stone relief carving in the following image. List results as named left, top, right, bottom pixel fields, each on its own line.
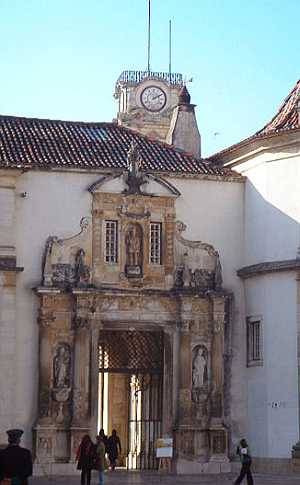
left=53, top=343, right=71, bottom=389
left=39, top=386, right=52, bottom=418
left=74, top=249, right=91, bottom=287
left=125, top=223, right=143, bottom=277
left=123, top=142, right=148, bottom=195
left=42, top=217, right=92, bottom=288
left=174, top=221, right=222, bottom=291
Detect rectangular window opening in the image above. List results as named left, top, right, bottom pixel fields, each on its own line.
left=105, top=220, right=118, bottom=263
left=150, top=222, right=162, bottom=265
left=247, top=316, right=263, bottom=367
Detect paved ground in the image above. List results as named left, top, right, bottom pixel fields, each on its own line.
left=31, top=470, right=300, bottom=485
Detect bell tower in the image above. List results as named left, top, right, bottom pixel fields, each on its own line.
left=114, top=70, right=184, bottom=142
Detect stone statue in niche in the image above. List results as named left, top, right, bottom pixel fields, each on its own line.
left=125, top=223, right=143, bottom=277
left=123, top=142, right=147, bottom=195
left=53, top=344, right=71, bottom=388
left=192, top=346, right=208, bottom=403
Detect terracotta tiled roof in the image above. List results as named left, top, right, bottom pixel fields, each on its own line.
left=209, top=79, right=300, bottom=163
left=256, top=79, right=300, bottom=135
left=0, top=115, right=237, bottom=177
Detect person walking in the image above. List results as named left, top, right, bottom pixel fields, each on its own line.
left=95, top=435, right=106, bottom=485
left=233, top=438, right=254, bottom=485
left=0, top=429, right=32, bottom=485
left=76, top=435, right=94, bottom=485
left=98, top=429, right=109, bottom=455
left=107, top=429, right=121, bottom=471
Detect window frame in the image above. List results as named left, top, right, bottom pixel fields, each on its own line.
left=104, top=220, right=118, bottom=264
left=246, top=315, right=263, bottom=367
left=149, top=221, right=162, bottom=265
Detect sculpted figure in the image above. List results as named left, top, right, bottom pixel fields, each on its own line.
left=74, top=248, right=90, bottom=286
left=192, top=347, right=207, bottom=388
left=54, top=345, right=70, bottom=388
left=126, top=225, right=142, bottom=266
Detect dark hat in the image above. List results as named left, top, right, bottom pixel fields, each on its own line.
left=6, top=429, right=24, bottom=442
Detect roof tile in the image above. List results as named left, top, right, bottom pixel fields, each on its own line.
left=0, top=115, right=238, bottom=177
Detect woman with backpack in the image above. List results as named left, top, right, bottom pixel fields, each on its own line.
left=233, top=438, right=254, bottom=485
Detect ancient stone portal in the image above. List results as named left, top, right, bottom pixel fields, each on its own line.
left=34, top=156, right=232, bottom=474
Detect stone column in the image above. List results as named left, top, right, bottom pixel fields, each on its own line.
left=162, top=329, right=174, bottom=435
left=174, top=298, right=194, bottom=471
left=70, top=320, right=90, bottom=461
left=35, top=293, right=58, bottom=466
left=209, top=295, right=229, bottom=470
left=35, top=292, right=75, bottom=467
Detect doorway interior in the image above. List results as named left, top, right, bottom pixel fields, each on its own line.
left=98, top=330, right=164, bottom=470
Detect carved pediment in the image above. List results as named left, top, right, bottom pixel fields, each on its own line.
left=174, top=221, right=222, bottom=291
left=88, top=143, right=180, bottom=197
left=42, top=217, right=92, bottom=288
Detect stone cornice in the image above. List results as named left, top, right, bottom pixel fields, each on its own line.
left=237, top=259, right=300, bottom=279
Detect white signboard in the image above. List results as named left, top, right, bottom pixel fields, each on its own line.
left=156, top=438, right=173, bottom=458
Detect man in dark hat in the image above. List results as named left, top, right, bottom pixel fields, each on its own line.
left=0, top=429, right=32, bottom=485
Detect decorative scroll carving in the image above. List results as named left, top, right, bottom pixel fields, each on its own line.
left=42, top=217, right=92, bottom=288
left=117, top=204, right=151, bottom=220
left=174, top=221, right=222, bottom=291
left=123, top=142, right=147, bottom=195
left=212, top=431, right=226, bottom=454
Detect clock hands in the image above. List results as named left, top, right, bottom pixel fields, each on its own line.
left=152, top=93, right=164, bottom=101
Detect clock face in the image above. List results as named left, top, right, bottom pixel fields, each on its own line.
left=140, top=86, right=167, bottom=112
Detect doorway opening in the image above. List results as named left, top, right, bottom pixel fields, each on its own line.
left=98, top=330, right=163, bottom=470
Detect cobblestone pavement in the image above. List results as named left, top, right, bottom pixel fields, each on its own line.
left=31, top=470, right=300, bottom=485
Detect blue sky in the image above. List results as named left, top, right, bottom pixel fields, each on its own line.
left=0, top=0, right=299, bottom=156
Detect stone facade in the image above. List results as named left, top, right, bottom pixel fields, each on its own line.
left=33, top=159, right=233, bottom=473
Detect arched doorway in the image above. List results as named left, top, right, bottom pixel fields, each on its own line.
left=98, top=330, right=164, bottom=470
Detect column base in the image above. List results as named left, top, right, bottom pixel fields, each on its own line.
left=175, top=458, right=231, bottom=474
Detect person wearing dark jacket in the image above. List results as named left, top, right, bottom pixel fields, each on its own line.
left=76, top=435, right=94, bottom=485
left=98, top=429, right=109, bottom=455
left=0, top=429, right=32, bottom=485
left=107, top=429, right=121, bottom=471
left=234, top=438, right=254, bottom=485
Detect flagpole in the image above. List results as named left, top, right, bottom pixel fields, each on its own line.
left=169, top=19, right=172, bottom=79
left=147, top=0, right=151, bottom=73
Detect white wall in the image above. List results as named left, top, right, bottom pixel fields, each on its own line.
left=242, top=154, right=300, bottom=265
left=245, top=273, right=298, bottom=458
left=234, top=144, right=300, bottom=460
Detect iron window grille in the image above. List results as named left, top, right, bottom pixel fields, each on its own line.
left=247, top=316, right=263, bottom=367
left=105, top=220, right=118, bottom=263
left=150, top=222, right=162, bottom=265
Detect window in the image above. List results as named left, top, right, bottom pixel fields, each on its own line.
left=247, top=316, right=263, bottom=367
left=150, top=222, right=162, bottom=265
left=105, top=220, right=118, bottom=263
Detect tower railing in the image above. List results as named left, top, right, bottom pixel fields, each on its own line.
left=116, top=70, right=183, bottom=87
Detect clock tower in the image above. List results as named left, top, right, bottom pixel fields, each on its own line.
left=114, top=70, right=184, bottom=142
